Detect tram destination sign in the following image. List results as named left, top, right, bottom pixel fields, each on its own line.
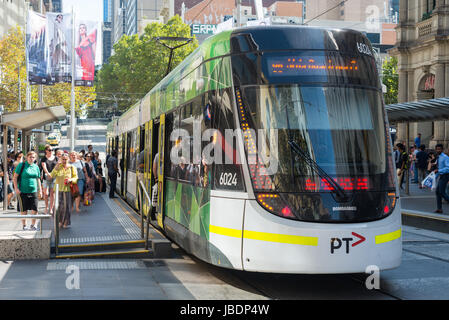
left=191, top=24, right=217, bottom=35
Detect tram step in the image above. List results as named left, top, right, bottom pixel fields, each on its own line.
left=53, top=248, right=153, bottom=259
left=54, top=240, right=147, bottom=253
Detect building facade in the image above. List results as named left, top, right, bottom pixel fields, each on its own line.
left=111, top=0, right=174, bottom=45
left=0, top=0, right=29, bottom=37
left=389, top=0, right=449, bottom=149
left=306, top=0, right=391, bottom=24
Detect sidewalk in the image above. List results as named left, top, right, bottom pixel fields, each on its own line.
left=0, top=188, right=171, bottom=259
left=400, top=179, right=449, bottom=233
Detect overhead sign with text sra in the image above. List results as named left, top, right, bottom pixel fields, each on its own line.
left=191, top=24, right=217, bottom=35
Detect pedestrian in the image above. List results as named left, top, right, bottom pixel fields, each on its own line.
left=0, top=152, right=16, bottom=210
left=94, top=151, right=104, bottom=193
left=50, top=152, right=77, bottom=228
left=414, top=133, right=421, bottom=148
left=40, top=145, right=57, bottom=215
left=106, top=150, right=119, bottom=199
left=396, top=143, right=409, bottom=190
left=410, top=145, right=419, bottom=183
left=416, top=145, right=428, bottom=188
left=69, top=151, right=88, bottom=212
left=13, top=151, right=43, bottom=231
left=428, top=151, right=438, bottom=173
left=433, top=144, right=449, bottom=213
left=84, top=153, right=96, bottom=201
left=55, top=149, right=63, bottom=163
left=393, top=145, right=400, bottom=168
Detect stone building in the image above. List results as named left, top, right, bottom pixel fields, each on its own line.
left=389, top=0, right=449, bottom=149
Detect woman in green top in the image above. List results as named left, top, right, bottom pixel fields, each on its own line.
left=13, top=151, right=42, bottom=231
left=50, top=152, right=77, bottom=229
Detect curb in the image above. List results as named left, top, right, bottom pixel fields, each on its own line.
left=402, top=210, right=449, bottom=234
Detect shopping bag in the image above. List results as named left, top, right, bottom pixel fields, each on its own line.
left=151, top=183, right=158, bottom=208
left=422, top=172, right=435, bottom=189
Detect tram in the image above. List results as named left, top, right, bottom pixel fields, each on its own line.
left=106, top=26, right=402, bottom=273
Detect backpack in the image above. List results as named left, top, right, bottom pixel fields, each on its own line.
left=401, top=152, right=410, bottom=170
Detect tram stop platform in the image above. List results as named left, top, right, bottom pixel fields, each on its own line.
left=0, top=190, right=174, bottom=260
left=400, top=181, right=449, bottom=234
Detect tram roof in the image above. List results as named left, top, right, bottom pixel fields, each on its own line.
left=385, top=97, right=449, bottom=123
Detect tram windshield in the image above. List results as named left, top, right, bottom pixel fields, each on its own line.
left=241, top=85, right=388, bottom=193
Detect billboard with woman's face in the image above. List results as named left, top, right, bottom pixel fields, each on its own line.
left=74, top=20, right=101, bottom=86
left=47, top=12, right=73, bottom=83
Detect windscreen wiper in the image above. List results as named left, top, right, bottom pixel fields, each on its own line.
left=288, top=139, right=350, bottom=203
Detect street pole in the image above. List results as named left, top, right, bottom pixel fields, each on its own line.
left=18, top=62, right=21, bottom=111
left=70, top=7, right=76, bottom=151
left=3, top=125, right=8, bottom=210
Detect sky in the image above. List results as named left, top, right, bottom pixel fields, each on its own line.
left=62, top=0, right=103, bottom=22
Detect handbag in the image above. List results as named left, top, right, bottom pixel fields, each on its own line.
left=70, top=182, right=80, bottom=197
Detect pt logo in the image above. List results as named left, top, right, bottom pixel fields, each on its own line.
left=330, top=232, right=366, bottom=254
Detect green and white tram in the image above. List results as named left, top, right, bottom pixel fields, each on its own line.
left=107, top=26, right=402, bottom=273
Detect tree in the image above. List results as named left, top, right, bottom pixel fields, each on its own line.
left=382, top=56, right=398, bottom=105
left=0, top=25, right=96, bottom=115
left=96, top=15, right=198, bottom=113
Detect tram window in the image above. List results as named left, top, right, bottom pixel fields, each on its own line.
left=127, top=130, right=137, bottom=172
left=166, top=110, right=180, bottom=180
left=212, top=87, right=245, bottom=191
left=137, top=126, right=145, bottom=173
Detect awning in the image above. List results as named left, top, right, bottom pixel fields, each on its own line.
left=0, top=105, right=66, bottom=132
left=386, top=97, right=449, bottom=123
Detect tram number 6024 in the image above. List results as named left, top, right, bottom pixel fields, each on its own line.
left=219, top=172, right=238, bottom=186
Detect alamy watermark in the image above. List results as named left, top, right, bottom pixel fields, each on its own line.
left=65, top=265, right=80, bottom=290
left=169, top=123, right=279, bottom=175
left=365, top=265, right=380, bottom=290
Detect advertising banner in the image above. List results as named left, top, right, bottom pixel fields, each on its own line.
left=26, top=10, right=101, bottom=87
left=26, top=10, right=51, bottom=85
left=74, top=20, right=101, bottom=86
left=47, top=12, right=73, bottom=83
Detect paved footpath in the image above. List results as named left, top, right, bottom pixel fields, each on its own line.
left=0, top=192, right=266, bottom=300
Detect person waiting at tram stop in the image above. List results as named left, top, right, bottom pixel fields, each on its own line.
left=433, top=144, right=449, bottom=214
left=416, top=145, right=429, bottom=189
left=40, top=145, right=58, bottom=215
left=0, top=152, right=16, bottom=210
left=13, top=151, right=43, bottom=231
left=106, top=150, right=119, bottom=199
left=50, top=152, right=78, bottom=229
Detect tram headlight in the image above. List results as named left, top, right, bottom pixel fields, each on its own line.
left=383, top=192, right=397, bottom=216
left=256, top=193, right=295, bottom=219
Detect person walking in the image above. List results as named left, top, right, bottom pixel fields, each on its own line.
left=396, top=143, right=409, bottom=190
left=13, top=151, right=42, bottom=231
left=434, top=144, right=449, bottom=214
left=50, top=152, right=77, bottom=228
left=416, top=145, right=429, bottom=189
left=106, top=150, right=119, bottom=199
left=414, top=133, right=421, bottom=148
left=69, top=151, right=88, bottom=212
left=40, top=145, right=58, bottom=215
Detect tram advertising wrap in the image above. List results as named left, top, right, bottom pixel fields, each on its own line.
left=107, top=26, right=401, bottom=274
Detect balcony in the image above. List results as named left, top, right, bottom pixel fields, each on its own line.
left=416, top=14, right=436, bottom=39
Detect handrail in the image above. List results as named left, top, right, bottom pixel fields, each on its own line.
left=138, top=179, right=152, bottom=250
left=0, top=215, right=52, bottom=219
